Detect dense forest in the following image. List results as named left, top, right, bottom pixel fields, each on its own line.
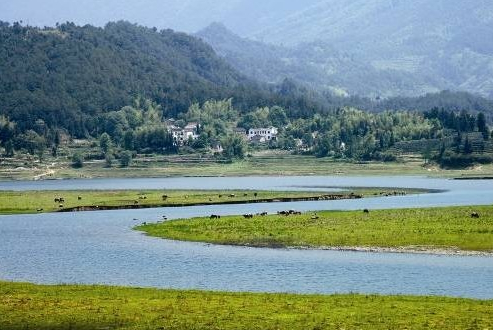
left=0, top=21, right=328, bottom=138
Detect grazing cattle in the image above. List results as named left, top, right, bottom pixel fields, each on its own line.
left=218, top=194, right=223, bottom=198
left=254, top=192, right=258, bottom=197
left=78, top=196, right=82, bottom=200
left=59, top=204, right=64, bottom=208
left=209, top=198, right=213, bottom=202
left=54, top=198, right=60, bottom=203
left=229, top=194, right=236, bottom=198
left=471, top=212, right=480, bottom=218
left=363, top=209, right=370, bottom=214
left=134, top=200, right=139, bottom=205
left=59, top=198, right=65, bottom=203
left=243, top=214, right=254, bottom=219
left=278, top=211, right=289, bottom=216
left=243, top=193, right=248, bottom=197
left=260, top=212, right=268, bottom=216
left=311, top=215, right=319, bottom=220
left=162, top=195, right=168, bottom=201
left=210, top=214, right=221, bottom=219
left=36, top=208, right=43, bottom=212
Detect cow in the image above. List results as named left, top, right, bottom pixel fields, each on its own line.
left=363, top=209, right=370, bottom=214
left=243, top=214, right=254, bottom=219
left=78, top=196, right=82, bottom=201
left=471, top=212, right=480, bottom=218
left=162, top=195, right=168, bottom=201
left=210, top=214, right=221, bottom=219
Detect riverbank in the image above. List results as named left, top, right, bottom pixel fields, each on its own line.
left=0, top=188, right=421, bottom=215
left=138, top=205, right=493, bottom=254
left=2, top=152, right=493, bottom=181
left=1, top=282, right=491, bottom=330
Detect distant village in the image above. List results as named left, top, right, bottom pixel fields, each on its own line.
left=164, top=118, right=279, bottom=150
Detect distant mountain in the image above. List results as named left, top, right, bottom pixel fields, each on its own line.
left=4, top=0, right=492, bottom=97
left=197, top=23, right=437, bottom=98
left=0, top=0, right=320, bottom=35
left=249, top=0, right=493, bottom=98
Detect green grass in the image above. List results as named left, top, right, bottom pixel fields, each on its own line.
left=1, top=282, right=492, bottom=330
left=138, top=205, right=493, bottom=252
left=0, top=188, right=422, bottom=215
left=0, top=190, right=320, bottom=215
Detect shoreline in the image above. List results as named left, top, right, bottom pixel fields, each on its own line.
left=179, top=240, right=493, bottom=257
left=58, top=193, right=365, bottom=213
left=295, top=245, right=493, bottom=257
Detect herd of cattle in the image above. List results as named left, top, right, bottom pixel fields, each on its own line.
left=42, top=194, right=483, bottom=220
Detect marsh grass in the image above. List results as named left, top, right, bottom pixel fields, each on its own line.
left=1, top=282, right=492, bottom=330
left=139, top=205, right=493, bottom=252
left=0, top=188, right=418, bottom=215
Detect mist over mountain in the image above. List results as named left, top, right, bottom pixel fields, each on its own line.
left=197, top=23, right=437, bottom=98
left=197, top=0, right=493, bottom=98
left=249, top=0, right=493, bottom=98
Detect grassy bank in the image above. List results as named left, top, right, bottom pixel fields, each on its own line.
left=1, top=282, right=492, bottom=330
left=2, top=152, right=493, bottom=181
left=0, top=188, right=417, bottom=215
left=138, top=205, right=493, bottom=252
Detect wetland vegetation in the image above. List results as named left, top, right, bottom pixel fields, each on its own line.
left=0, top=187, right=421, bottom=215
left=138, top=205, right=493, bottom=253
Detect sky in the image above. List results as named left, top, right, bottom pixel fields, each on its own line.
left=0, top=0, right=321, bottom=34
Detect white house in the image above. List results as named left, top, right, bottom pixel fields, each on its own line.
left=248, top=127, right=278, bottom=142
left=169, top=122, right=199, bottom=145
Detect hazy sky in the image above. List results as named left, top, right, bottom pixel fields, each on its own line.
left=0, top=0, right=320, bottom=34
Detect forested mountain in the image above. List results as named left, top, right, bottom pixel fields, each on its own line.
left=4, top=0, right=493, bottom=98
left=197, top=23, right=435, bottom=98
left=0, top=21, right=331, bottom=137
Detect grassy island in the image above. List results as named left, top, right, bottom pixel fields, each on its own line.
left=138, top=205, right=493, bottom=253
left=1, top=282, right=492, bottom=330
left=0, top=188, right=422, bottom=215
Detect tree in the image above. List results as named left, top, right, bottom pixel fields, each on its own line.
left=71, top=152, right=84, bottom=168
left=99, top=133, right=112, bottom=155
left=105, top=153, right=114, bottom=167
left=463, top=136, right=473, bottom=154
left=222, top=135, right=246, bottom=159
left=119, top=151, right=133, bottom=167
left=477, top=113, right=489, bottom=140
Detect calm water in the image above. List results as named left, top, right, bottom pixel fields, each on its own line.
left=1, top=176, right=492, bottom=298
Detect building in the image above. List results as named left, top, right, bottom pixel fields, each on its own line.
left=169, top=122, right=200, bottom=145
left=248, top=127, right=278, bottom=142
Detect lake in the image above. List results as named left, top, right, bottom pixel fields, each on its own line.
left=1, top=176, right=492, bottom=299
